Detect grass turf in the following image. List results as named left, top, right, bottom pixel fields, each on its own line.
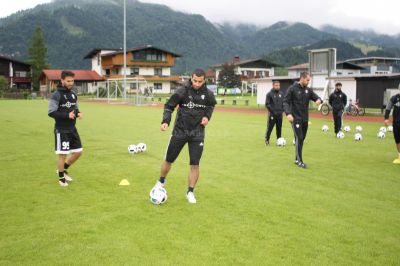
left=0, top=100, right=399, bottom=265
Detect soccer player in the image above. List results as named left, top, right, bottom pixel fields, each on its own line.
left=265, top=80, right=284, bottom=145
left=384, top=93, right=400, bottom=164
left=329, top=82, right=347, bottom=135
left=48, top=71, right=83, bottom=187
left=151, top=69, right=217, bottom=203
left=283, top=72, right=322, bottom=169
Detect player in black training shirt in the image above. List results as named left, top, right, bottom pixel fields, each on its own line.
left=150, top=69, right=217, bottom=203
left=48, top=71, right=83, bottom=187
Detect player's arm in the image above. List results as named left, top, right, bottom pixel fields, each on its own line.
left=48, top=92, right=69, bottom=120
left=74, top=97, right=83, bottom=119
left=310, top=89, right=322, bottom=105
left=342, top=93, right=347, bottom=108
left=202, top=90, right=217, bottom=126
left=283, top=86, right=294, bottom=122
left=265, top=92, right=273, bottom=114
left=161, top=88, right=184, bottom=130
left=328, top=93, right=333, bottom=106
left=384, top=96, right=394, bottom=125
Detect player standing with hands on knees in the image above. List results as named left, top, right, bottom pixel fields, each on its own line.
left=48, top=71, right=83, bottom=187
left=283, top=72, right=322, bottom=169
left=384, top=93, right=400, bottom=164
left=151, top=69, right=217, bottom=203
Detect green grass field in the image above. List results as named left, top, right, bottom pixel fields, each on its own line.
left=0, top=100, right=399, bottom=265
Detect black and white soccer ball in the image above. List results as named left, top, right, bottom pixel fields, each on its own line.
left=128, top=144, right=138, bottom=154
left=344, top=126, right=351, bottom=132
left=276, top=137, right=286, bottom=146
left=354, top=133, right=362, bottom=141
left=322, top=125, right=329, bottom=132
left=355, top=126, right=363, bottom=132
left=377, top=131, right=386, bottom=139
left=379, top=126, right=387, bottom=133
left=149, top=187, right=167, bottom=205
left=387, top=125, right=393, bottom=132
left=336, top=131, right=345, bottom=139
left=137, top=143, right=147, bottom=152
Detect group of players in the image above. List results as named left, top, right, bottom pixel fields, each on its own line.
left=48, top=70, right=400, bottom=203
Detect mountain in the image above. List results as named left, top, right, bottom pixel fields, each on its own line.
left=0, top=0, right=399, bottom=73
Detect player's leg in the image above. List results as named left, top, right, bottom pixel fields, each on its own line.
left=63, top=128, right=83, bottom=181
left=54, top=129, right=70, bottom=186
left=155, top=136, right=186, bottom=187
left=265, top=114, right=276, bottom=144
left=393, top=123, right=400, bottom=163
left=292, top=122, right=304, bottom=165
left=333, top=111, right=340, bottom=134
left=276, top=114, right=283, bottom=139
left=186, top=139, right=204, bottom=203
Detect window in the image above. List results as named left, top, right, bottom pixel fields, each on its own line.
left=15, top=71, right=27, bottom=77
left=131, top=68, right=139, bottom=76
left=132, top=49, right=167, bottom=62
left=154, top=83, right=163, bottom=90
left=105, top=69, right=110, bottom=75
left=154, top=68, right=162, bottom=76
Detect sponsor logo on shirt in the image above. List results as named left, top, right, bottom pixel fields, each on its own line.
left=61, top=101, right=76, bottom=108
left=183, top=101, right=206, bottom=109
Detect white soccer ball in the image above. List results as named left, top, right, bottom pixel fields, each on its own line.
left=149, top=186, right=167, bottom=205
left=344, top=126, right=351, bottom=132
left=379, top=127, right=387, bottom=133
left=377, top=131, right=386, bottom=139
left=354, top=133, right=362, bottom=141
left=128, top=144, right=138, bottom=154
left=336, top=131, right=345, bottom=139
left=322, top=125, right=329, bottom=132
left=137, top=143, right=147, bottom=152
left=387, top=125, right=393, bottom=132
left=355, top=126, right=363, bottom=132
left=276, top=137, right=286, bottom=146
left=292, top=139, right=296, bottom=145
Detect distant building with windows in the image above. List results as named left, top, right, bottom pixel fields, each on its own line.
left=345, top=57, right=400, bottom=74
left=0, top=55, right=31, bottom=89
left=84, top=45, right=181, bottom=94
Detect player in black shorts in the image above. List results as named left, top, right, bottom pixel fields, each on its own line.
left=384, top=93, right=400, bottom=164
left=48, top=71, right=83, bottom=187
left=151, top=69, right=217, bottom=203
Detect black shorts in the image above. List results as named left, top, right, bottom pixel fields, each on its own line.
left=165, top=136, right=204, bottom=165
left=54, top=128, right=83, bottom=155
left=393, top=123, right=400, bottom=144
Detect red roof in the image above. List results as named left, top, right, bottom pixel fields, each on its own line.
left=41, top=69, right=103, bottom=81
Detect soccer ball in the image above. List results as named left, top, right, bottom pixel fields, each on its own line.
left=137, top=143, right=147, bottom=152
left=149, top=186, right=167, bottom=205
left=322, top=125, right=329, bottom=132
left=292, top=139, right=296, bottom=145
left=387, top=126, right=393, bottom=132
left=336, top=131, right=345, bottom=139
left=379, top=126, right=387, bottom=133
left=344, top=126, right=351, bottom=132
left=377, top=131, right=386, bottom=139
left=354, top=133, right=362, bottom=141
left=355, top=126, right=363, bottom=132
left=128, top=144, right=138, bottom=154
left=276, top=137, right=286, bottom=146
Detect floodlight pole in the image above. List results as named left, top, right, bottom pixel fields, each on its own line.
left=123, top=0, right=127, bottom=99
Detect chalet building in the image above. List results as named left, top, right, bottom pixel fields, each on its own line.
left=40, top=69, right=103, bottom=95
left=84, top=45, right=181, bottom=94
left=287, top=61, right=364, bottom=78
left=345, top=57, right=400, bottom=74
left=0, top=55, right=31, bottom=89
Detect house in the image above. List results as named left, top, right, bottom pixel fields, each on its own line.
left=287, top=61, right=364, bottom=78
left=0, top=55, right=31, bottom=89
left=40, top=69, right=103, bottom=95
left=84, top=45, right=182, bottom=94
left=213, top=56, right=278, bottom=81
left=345, top=57, right=400, bottom=74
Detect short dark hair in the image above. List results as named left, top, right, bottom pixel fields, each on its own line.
left=272, top=80, right=280, bottom=84
left=192, top=68, right=206, bottom=78
left=61, top=70, right=75, bottom=79
left=335, top=82, right=342, bottom=87
left=300, top=72, right=310, bottom=79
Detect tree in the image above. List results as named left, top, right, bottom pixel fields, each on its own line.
left=217, top=63, right=241, bottom=89
left=0, top=76, right=8, bottom=96
left=28, top=26, right=49, bottom=91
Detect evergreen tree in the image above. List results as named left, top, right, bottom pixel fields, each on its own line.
left=28, top=26, right=49, bottom=91
left=217, top=63, right=241, bottom=88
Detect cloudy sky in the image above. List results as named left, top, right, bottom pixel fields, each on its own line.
left=2, top=0, right=400, bottom=35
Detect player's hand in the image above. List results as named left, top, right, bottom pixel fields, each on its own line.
left=316, top=99, right=322, bottom=106
left=384, top=119, right=390, bottom=126
left=201, top=117, right=209, bottom=126
left=69, top=111, right=75, bottom=120
left=287, top=114, right=294, bottom=123
left=160, top=123, right=169, bottom=131
left=77, top=112, right=83, bottom=119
